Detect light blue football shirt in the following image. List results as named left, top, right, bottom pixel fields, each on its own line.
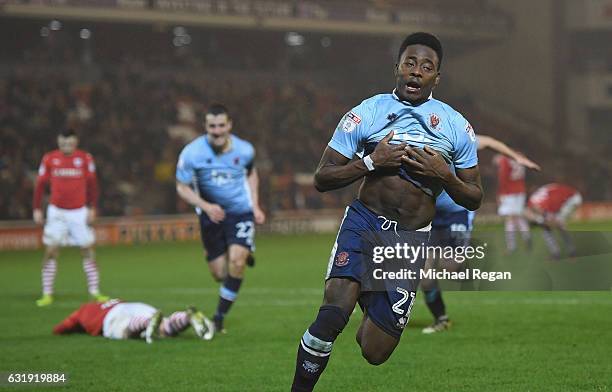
left=328, top=90, right=478, bottom=197
left=176, top=134, right=255, bottom=215
left=435, top=189, right=467, bottom=214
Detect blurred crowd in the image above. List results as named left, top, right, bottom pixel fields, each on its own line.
left=0, top=62, right=362, bottom=219
left=1, top=60, right=610, bottom=220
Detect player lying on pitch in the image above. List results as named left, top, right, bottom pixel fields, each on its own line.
left=53, top=298, right=214, bottom=343
left=523, top=183, right=583, bottom=259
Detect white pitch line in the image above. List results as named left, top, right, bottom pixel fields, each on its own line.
left=17, top=287, right=611, bottom=309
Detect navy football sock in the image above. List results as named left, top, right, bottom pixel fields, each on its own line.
left=424, top=288, right=446, bottom=320
left=291, top=305, right=349, bottom=392
left=215, top=275, right=243, bottom=320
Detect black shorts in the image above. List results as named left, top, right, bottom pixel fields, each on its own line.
left=431, top=209, right=475, bottom=248
left=327, top=200, right=431, bottom=339
left=198, top=211, right=255, bottom=261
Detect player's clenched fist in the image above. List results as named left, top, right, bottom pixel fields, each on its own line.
left=370, top=131, right=408, bottom=169
left=402, top=145, right=450, bottom=179
left=203, top=203, right=226, bottom=223
left=254, top=207, right=266, bottom=225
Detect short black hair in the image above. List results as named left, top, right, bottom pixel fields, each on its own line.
left=397, top=32, right=443, bottom=70
left=206, top=103, right=230, bottom=117
left=59, top=129, right=77, bottom=138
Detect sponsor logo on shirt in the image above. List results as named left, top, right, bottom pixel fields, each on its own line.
left=211, top=170, right=236, bottom=186
left=52, top=168, right=83, bottom=177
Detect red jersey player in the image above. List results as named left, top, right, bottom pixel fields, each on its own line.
left=525, top=183, right=583, bottom=259
left=33, top=129, right=108, bottom=306
left=53, top=298, right=214, bottom=343
left=494, top=154, right=532, bottom=253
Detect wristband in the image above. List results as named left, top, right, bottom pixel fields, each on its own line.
left=363, top=155, right=375, bottom=171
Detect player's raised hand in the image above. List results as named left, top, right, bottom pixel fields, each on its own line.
left=514, top=153, right=541, bottom=171
left=370, top=131, right=408, bottom=169
left=402, top=145, right=450, bottom=179
left=204, top=203, right=226, bottom=223
left=33, top=209, right=44, bottom=225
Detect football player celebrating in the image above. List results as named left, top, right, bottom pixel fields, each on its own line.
left=292, top=32, right=483, bottom=391
left=176, top=104, right=265, bottom=334
left=33, top=129, right=108, bottom=307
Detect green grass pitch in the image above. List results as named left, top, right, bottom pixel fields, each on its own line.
left=1, top=226, right=611, bottom=391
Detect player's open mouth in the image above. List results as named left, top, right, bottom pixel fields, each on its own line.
left=405, top=81, right=421, bottom=93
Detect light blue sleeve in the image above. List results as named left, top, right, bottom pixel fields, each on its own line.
left=328, top=99, right=375, bottom=159
left=245, top=142, right=255, bottom=171
left=175, top=145, right=194, bottom=184
left=451, top=113, right=478, bottom=169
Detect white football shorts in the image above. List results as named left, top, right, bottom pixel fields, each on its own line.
left=102, top=302, right=158, bottom=340
left=43, top=205, right=95, bottom=247
left=557, top=193, right=583, bottom=222
left=497, top=193, right=526, bottom=216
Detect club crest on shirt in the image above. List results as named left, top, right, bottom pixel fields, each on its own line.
left=341, top=111, right=361, bottom=133
left=465, top=122, right=476, bottom=142
left=73, top=157, right=83, bottom=167
left=335, top=251, right=350, bottom=267
left=429, top=113, right=440, bottom=130
left=234, top=157, right=240, bottom=165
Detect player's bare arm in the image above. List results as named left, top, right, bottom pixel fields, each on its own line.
left=33, top=159, right=49, bottom=225
left=33, top=209, right=44, bottom=225
left=314, top=131, right=407, bottom=192
left=403, top=146, right=483, bottom=211
left=86, top=208, right=96, bottom=225
left=247, top=168, right=265, bottom=224
left=477, top=135, right=540, bottom=170
left=176, top=181, right=225, bottom=223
